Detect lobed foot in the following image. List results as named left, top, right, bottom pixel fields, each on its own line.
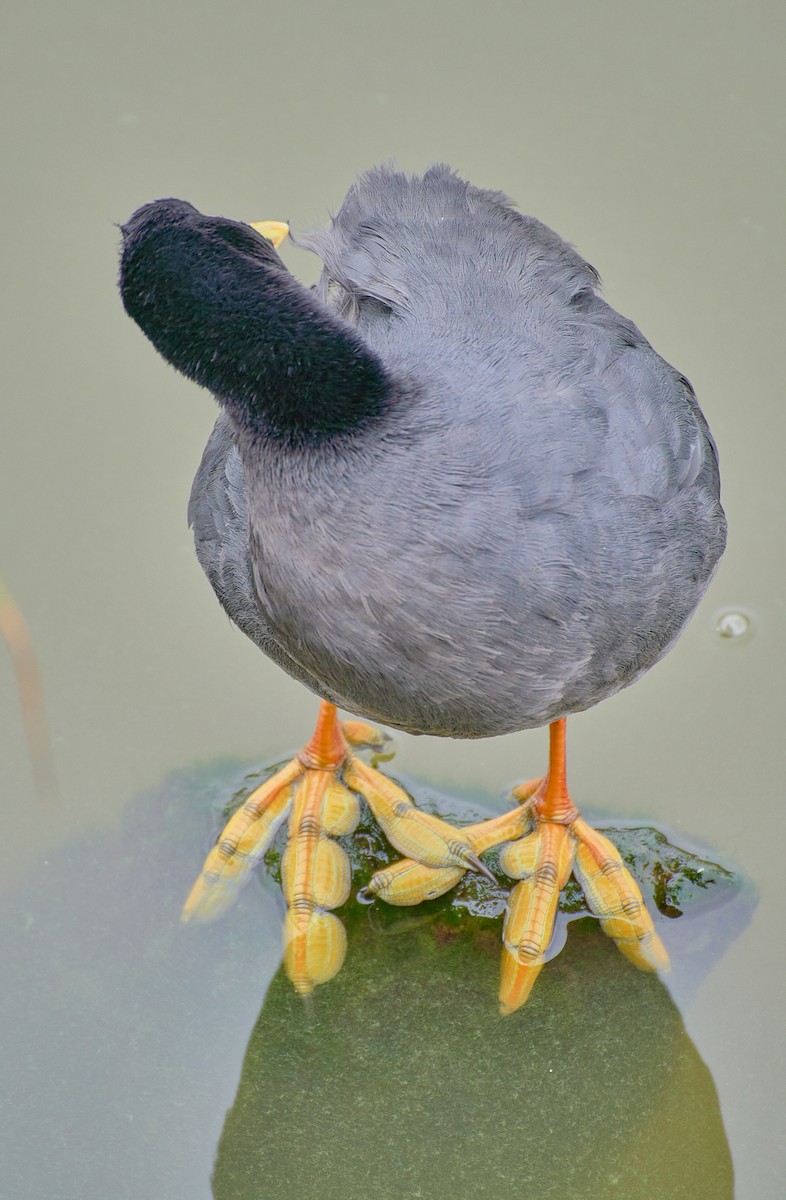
left=184, top=709, right=667, bottom=1010
left=366, top=721, right=669, bottom=1016
left=496, top=794, right=669, bottom=1015
left=182, top=701, right=494, bottom=996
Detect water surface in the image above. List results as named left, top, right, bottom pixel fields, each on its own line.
left=2, top=2, right=784, bottom=1195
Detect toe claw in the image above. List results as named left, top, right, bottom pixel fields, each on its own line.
left=458, top=848, right=496, bottom=884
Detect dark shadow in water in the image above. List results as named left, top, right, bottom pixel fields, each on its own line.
left=213, top=890, right=737, bottom=1200
left=0, top=762, right=751, bottom=1200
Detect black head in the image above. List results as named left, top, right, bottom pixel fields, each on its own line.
left=118, top=198, right=390, bottom=445
left=119, top=199, right=286, bottom=358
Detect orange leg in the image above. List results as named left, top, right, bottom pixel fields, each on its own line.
left=366, top=718, right=668, bottom=1015
left=498, top=719, right=668, bottom=1014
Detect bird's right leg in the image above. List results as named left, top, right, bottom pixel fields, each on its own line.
left=182, top=700, right=495, bottom=996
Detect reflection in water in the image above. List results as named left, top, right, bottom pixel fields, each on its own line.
left=0, top=764, right=748, bottom=1200
left=0, top=577, right=57, bottom=806
left=217, top=916, right=733, bottom=1200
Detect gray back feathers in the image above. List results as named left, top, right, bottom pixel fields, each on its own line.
left=189, top=164, right=726, bottom=738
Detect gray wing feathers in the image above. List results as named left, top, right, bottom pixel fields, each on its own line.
left=188, top=414, right=339, bottom=700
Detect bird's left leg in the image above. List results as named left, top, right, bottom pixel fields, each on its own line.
left=497, top=719, right=669, bottom=1014
left=365, top=719, right=669, bottom=1015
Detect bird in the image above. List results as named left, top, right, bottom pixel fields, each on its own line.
left=118, top=164, right=726, bottom=1013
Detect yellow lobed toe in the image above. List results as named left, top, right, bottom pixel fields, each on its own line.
left=344, top=757, right=489, bottom=875
left=366, top=858, right=467, bottom=906
left=181, top=771, right=297, bottom=923
left=499, top=945, right=544, bottom=1015
left=283, top=908, right=347, bottom=995
left=572, top=821, right=670, bottom=973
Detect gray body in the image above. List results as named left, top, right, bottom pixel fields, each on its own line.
left=189, top=166, right=726, bottom=738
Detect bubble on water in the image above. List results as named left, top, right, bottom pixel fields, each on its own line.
left=715, top=610, right=753, bottom=640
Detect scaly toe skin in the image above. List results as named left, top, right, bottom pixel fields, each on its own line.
left=501, top=822, right=576, bottom=966
left=181, top=701, right=362, bottom=994
left=510, top=776, right=544, bottom=804
left=366, top=858, right=467, bottom=906
left=279, top=766, right=358, bottom=996
left=572, top=818, right=669, bottom=973
left=497, top=815, right=669, bottom=1014
left=181, top=757, right=302, bottom=923
left=320, top=780, right=361, bottom=836
left=344, top=756, right=495, bottom=881
left=285, top=747, right=509, bottom=994
left=499, top=946, right=544, bottom=1015
left=365, top=804, right=531, bottom=906
left=497, top=820, right=576, bottom=1015
left=182, top=698, right=523, bottom=999
left=283, top=907, right=347, bottom=995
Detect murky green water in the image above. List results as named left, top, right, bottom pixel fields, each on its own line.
left=2, top=2, right=784, bottom=1196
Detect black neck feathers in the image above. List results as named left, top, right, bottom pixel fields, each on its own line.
left=119, top=199, right=391, bottom=445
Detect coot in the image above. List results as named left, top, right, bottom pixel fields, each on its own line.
left=119, top=165, right=726, bottom=1012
